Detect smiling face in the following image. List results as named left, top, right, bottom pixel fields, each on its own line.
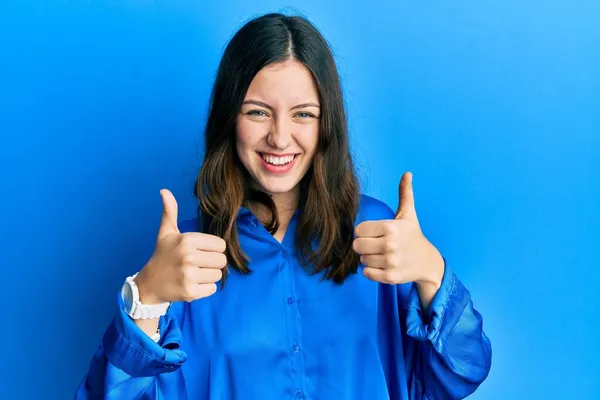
left=236, top=59, right=320, bottom=203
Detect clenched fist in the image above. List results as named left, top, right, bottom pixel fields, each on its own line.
left=134, top=189, right=227, bottom=304
left=353, top=172, right=444, bottom=287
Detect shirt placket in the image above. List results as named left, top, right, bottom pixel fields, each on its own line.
left=280, top=246, right=308, bottom=400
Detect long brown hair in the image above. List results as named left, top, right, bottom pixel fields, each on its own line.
left=196, top=13, right=360, bottom=284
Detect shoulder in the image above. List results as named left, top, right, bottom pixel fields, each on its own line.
left=356, top=194, right=395, bottom=224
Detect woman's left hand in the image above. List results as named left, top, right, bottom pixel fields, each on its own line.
left=353, top=172, right=445, bottom=287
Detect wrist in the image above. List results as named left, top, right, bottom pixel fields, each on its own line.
left=122, top=272, right=170, bottom=321
left=134, top=271, right=164, bottom=305
left=416, top=248, right=445, bottom=289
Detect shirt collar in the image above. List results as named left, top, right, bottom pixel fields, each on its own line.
left=236, top=206, right=300, bottom=227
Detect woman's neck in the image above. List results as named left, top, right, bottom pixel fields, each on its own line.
left=249, top=186, right=299, bottom=242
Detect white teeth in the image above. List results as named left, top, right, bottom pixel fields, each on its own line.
left=262, top=154, right=295, bottom=165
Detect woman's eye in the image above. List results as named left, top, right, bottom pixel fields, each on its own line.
left=295, top=112, right=315, bottom=119
left=248, top=110, right=268, bottom=117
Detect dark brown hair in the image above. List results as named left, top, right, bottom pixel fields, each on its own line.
left=196, top=13, right=360, bottom=284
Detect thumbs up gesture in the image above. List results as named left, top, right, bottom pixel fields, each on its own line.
left=134, top=189, right=228, bottom=304
left=353, top=172, right=444, bottom=286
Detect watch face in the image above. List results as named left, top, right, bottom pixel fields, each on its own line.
left=121, top=282, right=134, bottom=312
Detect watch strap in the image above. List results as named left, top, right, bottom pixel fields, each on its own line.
left=125, top=273, right=171, bottom=320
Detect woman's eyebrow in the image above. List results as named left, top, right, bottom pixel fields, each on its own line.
left=291, top=102, right=320, bottom=110
left=242, top=100, right=320, bottom=111
left=242, top=99, right=273, bottom=110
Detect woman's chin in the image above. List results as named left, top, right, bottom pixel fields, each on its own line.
left=254, top=179, right=300, bottom=197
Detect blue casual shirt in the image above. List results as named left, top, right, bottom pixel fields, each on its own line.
left=75, top=195, right=491, bottom=400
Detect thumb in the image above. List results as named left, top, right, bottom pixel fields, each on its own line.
left=158, top=189, right=180, bottom=237
left=395, top=172, right=417, bottom=220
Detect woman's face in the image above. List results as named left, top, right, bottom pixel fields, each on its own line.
left=236, top=59, right=320, bottom=198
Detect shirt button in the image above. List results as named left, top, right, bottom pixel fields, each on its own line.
left=287, top=296, right=294, bottom=305
left=292, top=344, right=300, bottom=353
left=250, top=219, right=258, bottom=228
left=281, top=249, right=288, bottom=258
left=295, top=390, right=305, bottom=399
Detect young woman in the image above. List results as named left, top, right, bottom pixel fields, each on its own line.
left=76, top=13, right=491, bottom=400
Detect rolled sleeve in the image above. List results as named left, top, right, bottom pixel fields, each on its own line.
left=402, top=258, right=492, bottom=399
left=103, top=294, right=187, bottom=377
left=405, top=260, right=471, bottom=349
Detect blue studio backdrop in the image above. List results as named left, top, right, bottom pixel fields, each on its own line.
left=1, top=1, right=598, bottom=399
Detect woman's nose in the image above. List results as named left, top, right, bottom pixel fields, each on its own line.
left=266, top=119, right=293, bottom=149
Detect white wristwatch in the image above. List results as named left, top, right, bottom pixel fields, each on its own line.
left=121, top=273, right=171, bottom=320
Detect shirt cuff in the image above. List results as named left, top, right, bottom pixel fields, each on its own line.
left=405, top=257, right=471, bottom=352
left=102, top=293, right=188, bottom=377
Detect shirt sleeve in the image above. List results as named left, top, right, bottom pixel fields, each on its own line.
left=74, top=295, right=189, bottom=400
left=399, top=259, right=492, bottom=400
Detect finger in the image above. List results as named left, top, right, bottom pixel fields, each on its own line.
left=190, top=283, right=218, bottom=300
left=181, top=232, right=227, bottom=253
left=363, top=267, right=387, bottom=283
left=395, top=172, right=417, bottom=220
left=182, top=250, right=228, bottom=269
left=197, top=251, right=228, bottom=269
left=355, top=220, right=387, bottom=238
left=363, top=267, right=399, bottom=285
left=353, top=237, right=385, bottom=255
left=158, top=189, right=180, bottom=237
left=195, top=268, right=223, bottom=284
left=359, top=254, right=387, bottom=269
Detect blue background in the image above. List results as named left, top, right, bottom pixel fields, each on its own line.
left=1, top=1, right=598, bottom=399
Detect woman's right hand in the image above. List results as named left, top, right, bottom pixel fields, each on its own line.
left=134, top=189, right=227, bottom=305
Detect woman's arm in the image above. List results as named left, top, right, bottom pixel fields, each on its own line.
left=399, top=261, right=492, bottom=400
left=74, top=297, right=188, bottom=400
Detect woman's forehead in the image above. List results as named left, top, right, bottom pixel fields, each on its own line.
left=244, top=61, right=319, bottom=105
